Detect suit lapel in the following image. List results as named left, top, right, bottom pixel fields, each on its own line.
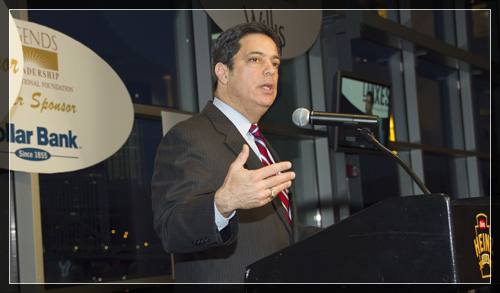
left=202, top=102, right=264, bottom=170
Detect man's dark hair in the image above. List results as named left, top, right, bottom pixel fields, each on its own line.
left=211, top=22, right=282, bottom=93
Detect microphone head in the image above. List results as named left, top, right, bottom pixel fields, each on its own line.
left=292, top=108, right=310, bottom=126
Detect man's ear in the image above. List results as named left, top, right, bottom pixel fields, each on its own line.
left=215, top=62, right=228, bottom=85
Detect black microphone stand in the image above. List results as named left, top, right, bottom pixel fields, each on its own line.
left=356, top=127, right=431, bottom=195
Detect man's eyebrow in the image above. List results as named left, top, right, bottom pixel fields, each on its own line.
left=246, top=51, right=281, bottom=61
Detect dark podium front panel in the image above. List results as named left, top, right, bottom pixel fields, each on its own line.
left=245, top=194, right=494, bottom=283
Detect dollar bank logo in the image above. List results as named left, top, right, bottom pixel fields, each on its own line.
left=474, top=213, right=492, bottom=278
left=23, top=45, right=59, bottom=71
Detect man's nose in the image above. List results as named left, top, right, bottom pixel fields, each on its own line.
left=264, top=60, right=277, bottom=76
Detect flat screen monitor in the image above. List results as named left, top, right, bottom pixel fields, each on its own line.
left=334, top=70, right=392, bottom=154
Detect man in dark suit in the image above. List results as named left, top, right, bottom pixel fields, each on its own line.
left=152, top=22, right=321, bottom=283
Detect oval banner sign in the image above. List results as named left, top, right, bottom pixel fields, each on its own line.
left=202, top=5, right=322, bottom=60
left=2, top=19, right=134, bottom=173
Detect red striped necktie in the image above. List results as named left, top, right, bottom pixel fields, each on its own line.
left=249, top=124, right=292, bottom=226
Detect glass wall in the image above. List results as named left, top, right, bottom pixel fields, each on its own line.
left=320, top=8, right=491, bottom=209
left=466, top=8, right=491, bottom=59
left=471, top=74, right=491, bottom=154
left=411, top=10, right=456, bottom=45
left=471, top=74, right=491, bottom=197
left=39, top=119, right=166, bottom=283
left=415, top=58, right=460, bottom=149
left=27, top=10, right=195, bottom=110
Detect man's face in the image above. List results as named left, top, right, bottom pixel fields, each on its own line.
left=223, top=33, right=280, bottom=122
left=365, top=94, right=373, bottom=114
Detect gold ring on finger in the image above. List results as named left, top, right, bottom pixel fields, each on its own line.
left=270, top=187, right=277, bottom=199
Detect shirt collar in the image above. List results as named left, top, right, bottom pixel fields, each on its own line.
left=213, top=97, right=253, bottom=138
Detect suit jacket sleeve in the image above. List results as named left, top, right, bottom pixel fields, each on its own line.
left=151, top=121, right=238, bottom=254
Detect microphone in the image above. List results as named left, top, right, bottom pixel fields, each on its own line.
left=292, top=108, right=379, bottom=128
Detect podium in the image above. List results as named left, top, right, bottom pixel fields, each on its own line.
left=245, top=194, right=494, bottom=283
